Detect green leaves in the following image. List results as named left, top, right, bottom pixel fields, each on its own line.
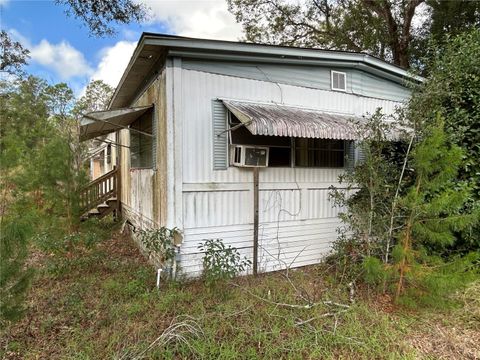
left=139, top=227, right=178, bottom=265
left=199, top=239, right=251, bottom=287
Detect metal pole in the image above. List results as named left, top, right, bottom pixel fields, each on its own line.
left=253, top=167, right=259, bottom=276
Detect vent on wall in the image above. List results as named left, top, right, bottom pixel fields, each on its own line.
left=331, top=70, right=347, bottom=91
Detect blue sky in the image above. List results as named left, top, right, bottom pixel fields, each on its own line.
left=1, top=0, right=242, bottom=94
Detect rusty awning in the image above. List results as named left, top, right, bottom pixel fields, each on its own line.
left=80, top=105, right=153, bottom=141
left=222, top=100, right=362, bottom=140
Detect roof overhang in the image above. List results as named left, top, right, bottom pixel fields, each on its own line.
left=223, top=100, right=362, bottom=140
left=109, top=33, right=424, bottom=110
left=80, top=105, right=153, bottom=141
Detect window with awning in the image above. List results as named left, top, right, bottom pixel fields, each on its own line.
left=80, top=105, right=155, bottom=169
left=213, top=99, right=363, bottom=169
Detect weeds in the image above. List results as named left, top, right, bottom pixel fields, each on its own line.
left=1, top=230, right=478, bottom=359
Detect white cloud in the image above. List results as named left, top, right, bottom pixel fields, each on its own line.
left=7, top=28, right=93, bottom=81
left=29, top=39, right=93, bottom=80
left=0, top=0, right=10, bottom=6
left=90, top=40, right=137, bottom=87
left=141, top=0, right=243, bottom=40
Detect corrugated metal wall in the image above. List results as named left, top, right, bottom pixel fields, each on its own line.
left=178, top=68, right=403, bottom=277
left=182, top=60, right=411, bottom=102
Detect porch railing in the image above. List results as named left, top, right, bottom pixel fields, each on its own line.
left=79, top=167, right=119, bottom=214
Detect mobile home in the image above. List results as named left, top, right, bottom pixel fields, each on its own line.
left=80, top=33, right=417, bottom=277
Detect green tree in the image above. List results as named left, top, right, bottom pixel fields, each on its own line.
left=394, top=116, right=479, bottom=299
left=0, top=207, right=35, bottom=327
left=55, top=0, right=148, bottom=37
left=0, top=76, right=87, bottom=325
left=0, top=77, right=51, bottom=326
left=427, top=0, right=480, bottom=42
left=0, top=30, right=30, bottom=75
left=73, top=79, right=114, bottom=115
left=227, top=0, right=479, bottom=69
left=407, top=29, right=480, bottom=248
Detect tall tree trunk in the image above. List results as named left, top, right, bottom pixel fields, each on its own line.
left=395, top=175, right=422, bottom=300
left=363, top=0, right=424, bottom=69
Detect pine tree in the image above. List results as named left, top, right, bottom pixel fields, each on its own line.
left=0, top=206, right=35, bottom=327
left=0, top=76, right=89, bottom=325
left=394, top=114, right=480, bottom=299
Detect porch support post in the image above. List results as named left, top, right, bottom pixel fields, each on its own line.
left=253, top=167, right=259, bottom=276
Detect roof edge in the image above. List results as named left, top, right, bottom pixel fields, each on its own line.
left=109, top=32, right=423, bottom=109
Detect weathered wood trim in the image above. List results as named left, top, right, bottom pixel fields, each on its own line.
left=172, top=57, right=184, bottom=230
left=130, top=70, right=169, bottom=227
left=165, top=58, right=176, bottom=228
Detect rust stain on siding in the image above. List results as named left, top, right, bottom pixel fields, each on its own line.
left=118, top=70, right=168, bottom=227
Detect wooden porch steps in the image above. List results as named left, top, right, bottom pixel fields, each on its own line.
left=82, top=199, right=117, bottom=220
left=79, top=167, right=121, bottom=221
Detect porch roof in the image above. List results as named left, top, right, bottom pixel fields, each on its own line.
left=222, top=100, right=362, bottom=140
left=80, top=105, right=153, bottom=141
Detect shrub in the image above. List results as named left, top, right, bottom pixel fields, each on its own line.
left=138, top=227, right=178, bottom=266
left=198, top=239, right=251, bottom=286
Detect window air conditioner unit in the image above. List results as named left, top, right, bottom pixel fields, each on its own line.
left=230, top=145, right=269, bottom=167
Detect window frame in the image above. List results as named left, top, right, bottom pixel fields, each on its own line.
left=226, top=111, right=346, bottom=169
left=331, top=70, right=347, bottom=92
left=293, top=138, right=345, bottom=168
left=129, top=111, right=154, bottom=169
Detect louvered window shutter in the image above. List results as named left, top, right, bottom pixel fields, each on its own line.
left=344, top=140, right=355, bottom=170
left=355, top=142, right=366, bottom=165
left=212, top=100, right=228, bottom=170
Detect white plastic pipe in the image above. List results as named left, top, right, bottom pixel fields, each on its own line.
left=156, top=268, right=163, bottom=289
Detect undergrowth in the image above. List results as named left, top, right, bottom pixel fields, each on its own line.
left=1, top=227, right=478, bottom=359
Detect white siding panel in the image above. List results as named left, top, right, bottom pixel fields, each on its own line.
left=181, top=69, right=401, bottom=184
left=178, top=69, right=403, bottom=277
left=124, top=169, right=154, bottom=228
left=259, top=189, right=302, bottom=223
left=183, top=190, right=252, bottom=228
left=306, top=189, right=340, bottom=219
left=179, top=218, right=341, bottom=276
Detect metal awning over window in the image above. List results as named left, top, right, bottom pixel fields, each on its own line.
left=222, top=100, right=362, bottom=140
left=80, top=105, right=153, bottom=141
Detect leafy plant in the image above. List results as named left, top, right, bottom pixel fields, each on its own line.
left=329, top=110, right=403, bottom=277
left=198, top=239, right=251, bottom=286
left=139, top=227, right=179, bottom=267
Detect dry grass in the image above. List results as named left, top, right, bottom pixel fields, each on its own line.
left=1, top=227, right=479, bottom=359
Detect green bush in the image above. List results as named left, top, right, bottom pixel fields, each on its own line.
left=198, top=239, right=251, bottom=287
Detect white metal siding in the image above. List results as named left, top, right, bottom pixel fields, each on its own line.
left=178, top=68, right=403, bottom=277
left=123, top=169, right=155, bottom=229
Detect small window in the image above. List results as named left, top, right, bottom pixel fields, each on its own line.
left=331, top=71, right=346, bottom=92
left=294, top=138, right=344, bottom=168
left=130, top=111, right=153, bottom=168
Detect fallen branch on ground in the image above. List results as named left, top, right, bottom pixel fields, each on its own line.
left=295, top=309, right=349, bottom=326
left=230, top=282, right=350, bottom=310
